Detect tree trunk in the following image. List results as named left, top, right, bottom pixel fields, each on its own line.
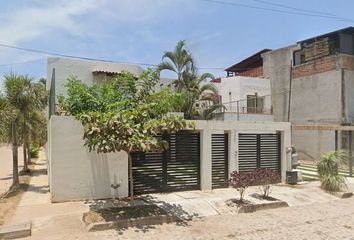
left=11, top=121, right=19, bottom=187
left=23, top=143, right=28, bottom=171
left=22, top=122, right=29, bottom=171
left=27, top=146, right=31, bottom=165
left=128, top=153, right=134, bottom=200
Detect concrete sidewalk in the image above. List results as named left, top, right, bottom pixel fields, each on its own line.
left=0, top=145, right=24, bottom=195
left=8, top=156, right=89, bottom=236
left=146, top=179, right=354, bottom=219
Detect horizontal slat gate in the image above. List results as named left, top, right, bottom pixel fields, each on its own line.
left=166, top=132, right=200, bottom=191
left=238, top=134, right=258, bottom=172
left=260, top=134, right=281, bottom=172
left=238, top=133, right=281, bottom=173
left=132, top=131, right=200, bottom=195
left=212, top=134, right=228, bottom=189
left=131, top=151, right=164, bottom=194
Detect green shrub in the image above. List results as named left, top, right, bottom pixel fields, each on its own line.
left=317, top=150, right=347, bottom=192
left=29, top=145, right=40, bottom=158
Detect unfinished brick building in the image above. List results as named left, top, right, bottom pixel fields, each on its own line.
left=262, top=27, right=354, bottom=162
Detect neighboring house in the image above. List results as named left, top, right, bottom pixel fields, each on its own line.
left=262, top=26, right=354, bottom=161
left=212, top=49, right=274, bottom=122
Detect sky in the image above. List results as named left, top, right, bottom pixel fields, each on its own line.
left=0, top=0, right=354, bottom=84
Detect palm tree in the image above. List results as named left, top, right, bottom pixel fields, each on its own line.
left=0, top=95, right=19, bottom=187
left=180, top=68, right=222, bottom=119
left=158, top=40, right=194, bottom=91
left=4, top=74, right=47, bottom=171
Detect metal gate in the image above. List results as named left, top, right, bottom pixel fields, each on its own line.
left=211, top=134, right=229, bottom=189
left=132, top=131, right=200, bottom=195
left=238, top=133, right=281, bottom=173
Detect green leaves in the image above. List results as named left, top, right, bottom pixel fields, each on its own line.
left=317, top=150, right=348, bottom=192
left=61, top=68, right=191, bottom=155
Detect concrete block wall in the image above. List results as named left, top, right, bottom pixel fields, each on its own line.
left=48, top=117, right=291, bottom=201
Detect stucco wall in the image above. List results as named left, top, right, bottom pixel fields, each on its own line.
left=290, top=70, right=342, bottom=124
left=49, top=116, right=128, bottom=202
left=292, top=130, right=334, bottom=161
left=216, top=112, right=274, bottom=122
left=47, top=57, right=144, bottom=97
left=262, top=45, right=299, bottom=122
left=344, top=69, right=354, bottom=123
left=49, top=116, right=291, bottom=202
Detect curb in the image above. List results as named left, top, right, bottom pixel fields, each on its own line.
left=0, top=221, right=31, bottom=239
left=86, top=215, right=180, bottom=232
left=330, top=191, right=353, bottom=198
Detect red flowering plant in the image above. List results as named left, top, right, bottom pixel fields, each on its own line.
left=254, top=168, right=281, bottom=199
left=229, top=171, right=256, bottom=202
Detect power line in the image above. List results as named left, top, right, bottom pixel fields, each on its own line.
left=197, top=0, right=354, bottom=22
left=0, top=43, right=158, bottom=67
left=248, top=0, right=336, bottom=16
left=0, top=43, right=229, bottom=70
left=0, top=59, right=46, bottom=67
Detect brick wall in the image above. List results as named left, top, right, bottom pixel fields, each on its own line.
left=340, top=54, right=354, bottom=69
left=239, top=66, right=263, bottom=77
left=292, top=54, right=354, bottom=79
left=292, top=55, right=337, bottom=79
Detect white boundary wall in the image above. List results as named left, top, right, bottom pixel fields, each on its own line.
left=48, top=116, right=291, bottom=202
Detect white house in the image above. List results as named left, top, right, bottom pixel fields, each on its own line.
left=212, top=49, right=274, bottom=122
left=46, top=57, right=291, bottom=203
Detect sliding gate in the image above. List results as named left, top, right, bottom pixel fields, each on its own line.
left=131, top=131, right=200, bottom=195
left=238, top=133, right=281, bottom=173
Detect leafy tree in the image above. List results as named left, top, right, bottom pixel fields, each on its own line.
left=158, top=40, right=194, bottom=91
left=59, top=69, right=192, bottom=197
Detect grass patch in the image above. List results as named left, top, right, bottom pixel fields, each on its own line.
left=83, top=205, right=168, bottom=224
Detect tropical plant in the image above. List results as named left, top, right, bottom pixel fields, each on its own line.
left=158, top=41, right=223, bottom=119
left=0, top=94, right=19, bottom=187
left=59, top=69, right=192, bottom=197
left=180, top=68, right=221, bottom=119
left=158, top=40, right=194, bottom=91
left=229, top=171, right=256, bottom=202
left=317, top=150, right=347, bottom=192
left=253, top=168, right=281, bottom=198
left=29, top=145, right=40, bottom=158
left=1, top=73, right=47, bottom=186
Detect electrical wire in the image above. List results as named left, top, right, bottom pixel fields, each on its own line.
left=247, top=0, right=336, bottom=16
left=197, top=0, right=354, bottom=22
left=0, top=43, right=233, bottom=70
left=0, top=59, right=46, bottom=67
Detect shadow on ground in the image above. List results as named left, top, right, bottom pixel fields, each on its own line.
left=83, top=194, right=198, bottom=235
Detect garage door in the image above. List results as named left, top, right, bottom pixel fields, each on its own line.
left=131, top=131, right=200, bottom=195
left=238, top=133, right=281, bottom=173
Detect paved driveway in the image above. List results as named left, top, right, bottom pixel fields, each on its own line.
left=143, top=179, right=354, bottom=219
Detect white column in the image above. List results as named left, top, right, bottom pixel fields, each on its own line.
left=200, top=129, right=212, bottom=191
left=228, top=130, right=238, bottom=175
left=281, top=129, right=292, bottom=181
